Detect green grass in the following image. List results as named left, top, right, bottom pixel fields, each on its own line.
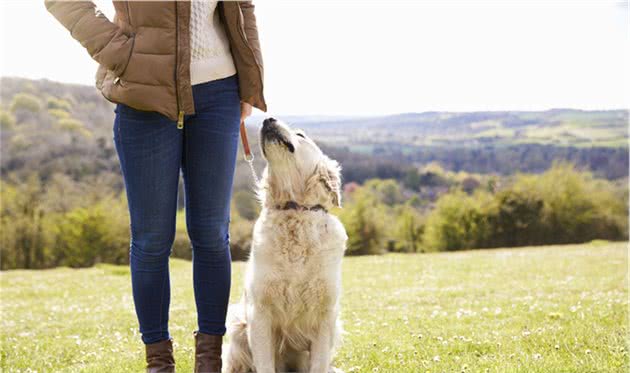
left=2, top=242, right=628, bottom=372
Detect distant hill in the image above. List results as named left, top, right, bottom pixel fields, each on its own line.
left=249, top=109, right=628, bottom=180
left=254, top=109, right=628, bottom=149
left=1, top=76, right=628, bottom=185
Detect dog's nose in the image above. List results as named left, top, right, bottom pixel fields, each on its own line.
left=262, top=117, right=277, bottom=128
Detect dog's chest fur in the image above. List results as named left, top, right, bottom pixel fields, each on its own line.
left=245, top=209, right=346, bottom=339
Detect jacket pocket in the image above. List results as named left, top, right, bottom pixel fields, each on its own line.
left=114, top=32, right=136, bottom=83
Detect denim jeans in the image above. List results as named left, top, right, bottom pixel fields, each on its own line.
left=113, top=74, right=241, bottom=344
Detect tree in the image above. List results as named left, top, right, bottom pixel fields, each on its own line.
left=393, top=205, right=424, bottom=252
left=0, top=174, right=49, bottom=269
left=492, top=189, right=544, bottom=247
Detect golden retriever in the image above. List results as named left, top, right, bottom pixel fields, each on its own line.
left=223, top=118, right=347, bottom=373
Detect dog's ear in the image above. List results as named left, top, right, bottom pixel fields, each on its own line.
left=317, top=157, right=342, bottom=208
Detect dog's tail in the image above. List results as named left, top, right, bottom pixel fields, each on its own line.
left=222, top=302, right=253, bottom=373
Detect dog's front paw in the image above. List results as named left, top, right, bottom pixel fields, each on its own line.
left=329, top=367, right=344, bottom=373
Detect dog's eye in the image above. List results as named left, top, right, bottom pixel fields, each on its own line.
left=296, top=133, right=305, bottom=138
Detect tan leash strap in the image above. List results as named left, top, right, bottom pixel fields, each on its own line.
left=240, top=120, right=253, bottom=161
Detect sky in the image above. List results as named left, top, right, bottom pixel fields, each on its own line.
left=1, top=0, right=628, bottom=116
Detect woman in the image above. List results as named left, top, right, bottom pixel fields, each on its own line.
left=45, top=1, right=266, bottom=372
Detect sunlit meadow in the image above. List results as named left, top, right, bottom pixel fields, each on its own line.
left=1, top=241, right=627, bottom=372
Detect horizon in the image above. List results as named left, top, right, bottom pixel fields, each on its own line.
left=2, top=74, right=627, bottom=118
left=1, top=1, right=628, bottom=116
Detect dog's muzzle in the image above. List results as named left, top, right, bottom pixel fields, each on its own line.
left=260, top=118, right=295, bottom=154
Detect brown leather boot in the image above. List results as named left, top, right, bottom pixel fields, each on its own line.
left=193, top=330, right=223, bottom=373
left=145, top=338, right=176, bottom=373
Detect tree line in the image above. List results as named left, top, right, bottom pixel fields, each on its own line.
left=338, top=162, right=627, bottom=255
left=2, top=162, right=626, bottom=269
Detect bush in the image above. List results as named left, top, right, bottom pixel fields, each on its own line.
left=233, top=190, right=260, bottom=221
left=363, top=179, right=405, bottom=206
left=392, top=205, right=425, bottom=252
left=229, top=212, right=254, bottom=261
left=423, top=162, right=628, bottom=251
left=171, top=209, right=191, bottom=260
left=55, top=117, right=92, bottom=138
left=423, top=190, right=495, bottom=251
left=0, top=176, right=50, bottom=269
left=339, top=187, right=387, bottom=255
left=491, top=188, right=544, bottom=247
left=48, top=108, right=71, bottom=120
left=510, top=162, right=627, bottom=244
left=51, top=195, right=129, bottom=267
left=0, top=110, right=16, bottom=129
left=10, top=93, right=42, bottom=113
left=46, top=97, right=72, bottom=112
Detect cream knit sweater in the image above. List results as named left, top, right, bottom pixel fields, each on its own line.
left=189, top=0, right=237, bottom=85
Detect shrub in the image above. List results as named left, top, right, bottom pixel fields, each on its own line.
left=491, top=188, right=544, bottom=247
left=233, top=190, right=260, bottom=221
left=48, top=108, right=71, bottom=120
left=171, top=209, right=191, bottom=260
left=52, top=195, right=129, bottom=267
left=392, top=205, right=425, bottom=252
left=419, top=162, right=449, bottom=187
left=55, top=117, right=92, bottom=138
left=0, top=110, right=16, bottom=129
left=229, top=212, right=254, bottom=261
left=423, top=162, right=628, bottom=251
left=511, top=161, right=627, bottom=244
left=10, top=93, right=42, bottom=113
left=339, top=187, right=387, bottom=255
left=46, top=97, right=72, bottom=112
left=0, top=176, right=50, bottom=269
left=363, top=178, right=405, bottom=206
left=423, top=190, right=495, bottom=251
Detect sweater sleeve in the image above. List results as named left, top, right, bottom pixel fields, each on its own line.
left=44, top=0, right=135, bottom=77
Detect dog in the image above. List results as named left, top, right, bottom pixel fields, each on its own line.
left=222, top=118, right=348, bottom=373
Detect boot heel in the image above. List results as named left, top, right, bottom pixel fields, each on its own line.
left=193, top=330, right=223, bottom=373
left=145, top=337, right=176, bottom=373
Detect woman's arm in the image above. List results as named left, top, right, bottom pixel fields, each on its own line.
left=44, top=0, right=134, bottom=77
left=239, top=1, right=263, bottom=119
left=239, top=1, right=264, bottom=79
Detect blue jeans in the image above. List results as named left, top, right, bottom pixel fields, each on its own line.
left=113, top=74, right=241, bottom=345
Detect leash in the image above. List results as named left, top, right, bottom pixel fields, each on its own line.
left=240, top=120, right=260, bottom=184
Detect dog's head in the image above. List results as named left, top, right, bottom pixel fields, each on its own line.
left=258, top=117, right=342, bottom=210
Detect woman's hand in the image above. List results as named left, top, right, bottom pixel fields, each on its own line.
left=240, top=101, right=253, bottom=123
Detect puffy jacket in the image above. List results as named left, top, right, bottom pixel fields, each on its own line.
left=44, top=0, right=267, bottom=126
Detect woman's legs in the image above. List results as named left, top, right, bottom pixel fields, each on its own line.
left=181, top=74, right=241, bottom=336
left=113, top=104, right=183, bottom=345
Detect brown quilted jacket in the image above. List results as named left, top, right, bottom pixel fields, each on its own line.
left=44, top=0, right=267, bottom=125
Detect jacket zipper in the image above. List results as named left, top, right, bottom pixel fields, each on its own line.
left=126, top=2, right=131, bottom=26
left=113, top=2, right=134, bottom=87
left=175, top=1, right=184, bottom=130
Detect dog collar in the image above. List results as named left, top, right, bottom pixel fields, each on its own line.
left=275, top=201, right=328, bottom=213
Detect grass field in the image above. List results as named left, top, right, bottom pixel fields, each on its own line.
left=1, top=242, right=628, bottom=372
